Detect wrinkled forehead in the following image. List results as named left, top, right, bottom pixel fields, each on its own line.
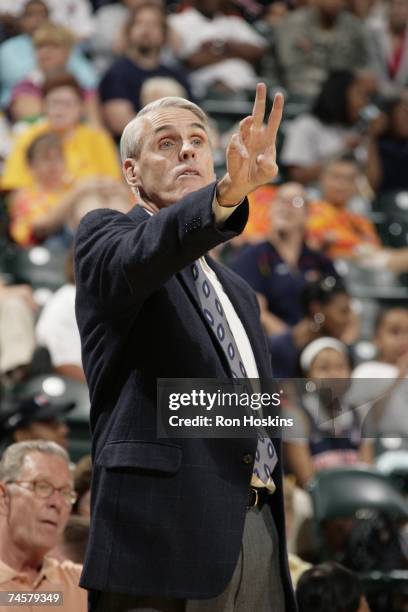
left=142, top=106, right=208, bottom=137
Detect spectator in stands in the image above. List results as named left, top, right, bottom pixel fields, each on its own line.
left=307, top=156, right=408, bottom=271
left=73, top=455, right=91, bottom=518
left=91, top=0, right=180, bottom=76
left=0, top=280, right=36, bottom=385
left=0, top=111, right=12, bottom=171
left=12, top=22, right=99, bottom=125
left=99, top=4, right=193, bottom=139
left=7, top=132, right=70, bottom=248
left=36, top=251, right=84, bottom=383
left=307, top=157, right=381, bottom=259
left=8, top=81, right=43, bottom=127
left=0, top=395, right=74, bottom=452
left=366, top=92, right=408, bottom=192
left=31, top=177, right=132, bottom=249
left=281, top=71, right=374, bottom=185
left=352, top=307, right=408, bottom=436
left=276, top=0, right=372, bottom=99
left=1, top=74, right=121, bottom=192
left=0, top=441, right=87, bottom=611
left=0, top=6, right=19, bottom=43
left=270, top=276, right=357, bottom=377
left=168, top=0, right=267, bottom=95
left=0, top=0, right=95, bottom=41
left=35, top=186, right=132, bottom=380
left=231, top=183, right=337, bottom=335
left=284, top=337, right=373, bottom=488
left=296, top=562, right=370, bottom=612
left=0, top=1, right=96, bottom=109
left=366, top=0, right=408, bottom=95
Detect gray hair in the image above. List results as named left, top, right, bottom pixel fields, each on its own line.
left=119, top=96, right=209, bottom=162
left=0, top=440, right=70, bottom=483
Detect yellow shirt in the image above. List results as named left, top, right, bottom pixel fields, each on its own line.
left=0, top=556, right=87, bottom=612
left=1, top=121, right=121, bottom=191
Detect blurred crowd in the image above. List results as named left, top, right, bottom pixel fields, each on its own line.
left=0, top=0, right=407, bottom=610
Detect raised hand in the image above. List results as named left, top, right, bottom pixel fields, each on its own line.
left=217, top=83, right=284, bottom=206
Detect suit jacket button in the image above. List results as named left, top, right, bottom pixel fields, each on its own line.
left=243, top=454, right=253, bottom=464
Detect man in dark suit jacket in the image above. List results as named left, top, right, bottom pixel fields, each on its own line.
left=75, top=84, right=297, bottom=611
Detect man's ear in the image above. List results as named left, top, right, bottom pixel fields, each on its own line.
left=123, top=158, right=141, bottom=190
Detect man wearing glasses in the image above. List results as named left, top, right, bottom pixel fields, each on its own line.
left=0, top=440, right=87, bottom=611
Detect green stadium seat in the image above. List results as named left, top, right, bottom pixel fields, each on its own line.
left=308, top=466, right=408, bottom=523
left=0, top=245, right=67, bottom=291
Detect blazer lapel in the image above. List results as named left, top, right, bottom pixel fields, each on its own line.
left=177, top=265, right=234, bottom=376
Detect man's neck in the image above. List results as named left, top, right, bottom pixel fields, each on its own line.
left=126, top=47, right=160, bottom=70
left=0, top=537, right=44, bottom=583
left=270, top=229, right=303, bottom=267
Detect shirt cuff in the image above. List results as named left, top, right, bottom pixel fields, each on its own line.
left=212, top=194, right=243, bottom=225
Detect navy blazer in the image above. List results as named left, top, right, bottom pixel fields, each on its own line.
left=74, top=182, right=297, bottom=610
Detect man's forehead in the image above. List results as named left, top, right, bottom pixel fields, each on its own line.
left=20, top=451, right=70, bottom=478
left=143, top=107, right=207, bottom=134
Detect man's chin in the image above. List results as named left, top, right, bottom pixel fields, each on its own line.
left=177, top=178, right=211, bottom=198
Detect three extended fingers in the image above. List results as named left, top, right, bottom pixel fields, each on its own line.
left=245, top=83, right=284, bottom=148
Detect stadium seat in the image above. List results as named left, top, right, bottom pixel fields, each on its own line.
left=308, top=466, right=408, bottom=523
left=373, top=190, right=408, bottom=220
left=0, top=244, right=67, bottom=291
left=360, top=570, right=408, bottom=612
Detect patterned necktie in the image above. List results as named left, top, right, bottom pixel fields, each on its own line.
left=191, top=260, right=277, bottom=485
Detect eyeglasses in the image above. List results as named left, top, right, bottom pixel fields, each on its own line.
left=6, top=480, right=78, bottom=506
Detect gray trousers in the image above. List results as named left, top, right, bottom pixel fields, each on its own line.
left=95, top=503, right=286, bottom=612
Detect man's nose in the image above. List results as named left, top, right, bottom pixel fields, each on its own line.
left=46, top=492, right=64, bottom=512
left=179, top=141, right=196, bottom=160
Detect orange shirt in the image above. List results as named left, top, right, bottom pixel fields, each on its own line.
left=244, top=185, right=277, bottom=241
left=306, top=199, right=381, bottom=259
left=9, top=187, right=68, bottom=247
left=0, top=557, right=87, bottom=612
